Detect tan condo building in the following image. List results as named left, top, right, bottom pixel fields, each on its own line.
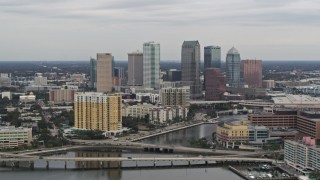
left=74, top=92, right=122, bottom=131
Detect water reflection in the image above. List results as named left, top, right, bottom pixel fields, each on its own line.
left=140, top=115, right=247, bottom=147
left=75, top=151, right=122, bottom=180
left=75, top=151, right=122, bottom=169
left=140, top=124, right=216, bottom=146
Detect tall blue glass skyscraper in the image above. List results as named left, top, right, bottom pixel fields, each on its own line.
left=204, top=46, right=221, bottom=69
left=226, top=47, right=242, bottom=87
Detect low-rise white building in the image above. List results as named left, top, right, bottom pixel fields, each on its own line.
left=122, top=103, right=188, bottom=124
left=284, top=137, right=320, bottom=173
left=0, top=126, right=32, bottom=149
left=19, top=92, right=36, bottom=103
left=1, top=91, right=12, bottom=100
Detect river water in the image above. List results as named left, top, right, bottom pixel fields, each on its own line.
left=1, top=115, right=247, bottom=180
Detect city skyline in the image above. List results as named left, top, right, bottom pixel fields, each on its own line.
left=0, top=0, right=320, bottom=61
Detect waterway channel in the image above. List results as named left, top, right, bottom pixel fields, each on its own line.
left=140, top=114, right=247, bottom=147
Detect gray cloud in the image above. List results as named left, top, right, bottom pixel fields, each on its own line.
left=0, top=0, right=319, bottom=60
left=1, top=0, right=319, bottom=26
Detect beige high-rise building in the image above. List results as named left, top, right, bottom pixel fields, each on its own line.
left=97, top=53, right=113, bottom=93
left=74, top=92, right=122, bottom=131
left=160, top=86, right=190, bottom=106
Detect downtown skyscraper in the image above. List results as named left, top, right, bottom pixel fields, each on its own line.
left=205, top=68, right=226, bottom=101
left=181, top=41, right=202, bottom=99
left=241, top=59, right=262, bottom=88
left=226, top=47, right=242, bottom=87
left=204, top=46, right=221, bottom=69
left=96, top=53, right=113, bottom=93
left=89, top=57, right=97, bottom=88
left=143, top=42, right=160, bottom=89
left=128, top=51, right=143, bottom=86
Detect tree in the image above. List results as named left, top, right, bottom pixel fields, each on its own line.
left=38, top=120, right=49, bottom=130
left=143, top=114, right=150, bottom=124
left=6, top=109, right=21, bottom=127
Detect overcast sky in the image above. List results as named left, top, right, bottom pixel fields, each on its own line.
left=0, top=0, right=319, bottom=61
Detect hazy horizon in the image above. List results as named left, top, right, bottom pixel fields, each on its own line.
left=0, top=59, right=319, bottom=62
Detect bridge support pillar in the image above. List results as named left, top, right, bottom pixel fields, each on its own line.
left=15, top=161, right=19, bottom=168
left=29, top=161, right=34, bottom=170
left=1, top=161, right=6, bottom=167
left=46, top=161, right=49, bottom=170
left=11, top=162, right=15, bottom=170
left=81, top=162, right=85, bottom=170
left=64, top=161, right=67, bottom=170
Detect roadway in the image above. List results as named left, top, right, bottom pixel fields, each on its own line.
left=5, top=142, right=281, bottom=159
left=0, top=156, right=275, bottom=164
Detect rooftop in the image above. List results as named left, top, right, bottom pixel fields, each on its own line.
left=227, top=47, right=240, bottom=54
left=272, top=94, right=320, bottom=105
left=0, top=126, right=31, bottom=132
left=182, top=40, right=200, bottom=46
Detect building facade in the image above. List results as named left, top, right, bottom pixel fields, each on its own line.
left=248, top=110, right=297, bottom=129
left=297, top=111, right=320, bottom=140
left=128, top=51, right=143, bottom=86
left=49, top=88, right=76, bottom=103
left=0, top=126, right=32, bottom=149
left=0, top=73, right=11, bottom=87
left=217, top=121, right=274, bottom=148
left=97, top=53, right=113, bottom=93
left=74, top=92, right=122, bottom=131
left=284, top=137, right=320, bottom=172
left=205, top=68, right=226, bottom=101
left=241, top=59, right=262, bottom=88
left=143, top=42, right=160, bottom=89
left=181, top=41, right=201, bottom=99
left=89, top=58, right=97, bottom=88
left=33, top=75, right=47, bottom=86
left=160, top=86, right=190, bottom=106
left=113, top=67, right=125, bottom=79
left=226, top=47, right=242, bottom=87
left=216, top=121, right=249, bottom=148
left=204, top=46, right=221, bottom=69
left=262, top=80, right=275, bottom=89
left=166, top=69, right=182, bottom=82
left=122, top=104, right=188, bottom=124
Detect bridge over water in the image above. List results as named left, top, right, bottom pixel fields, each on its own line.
left=0, top=155, right=275, bottom=170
